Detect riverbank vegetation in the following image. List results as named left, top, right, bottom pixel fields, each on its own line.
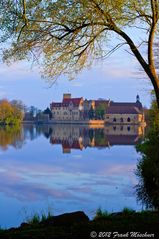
left=0, top=210, right=159, bottom=239
left=0, top=99, right=24, bottom=125
left=135, top=90, right=159, bottom=210
left=148, top=93, right=159, bottom=128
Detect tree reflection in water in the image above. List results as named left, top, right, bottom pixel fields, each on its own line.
left=0, top=125, right=53, bottom=150
left=136, top=127, right=159, bottom=210
left=0, top=125, right=23, bottom=150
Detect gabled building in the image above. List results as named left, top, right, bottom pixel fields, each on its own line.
left=105, top=95, right=145, bottom=124
left=50, top=94, right=84, bottom=121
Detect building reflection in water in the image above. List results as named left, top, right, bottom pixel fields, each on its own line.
left=0, top=124, right=145, bottom=152
left=49, top=124, right=145, bottom=153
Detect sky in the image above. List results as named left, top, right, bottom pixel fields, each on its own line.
left=0, top=45, right=152, bottom=110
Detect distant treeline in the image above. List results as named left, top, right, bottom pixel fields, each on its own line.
left=0, top=99, right=52, bottom=125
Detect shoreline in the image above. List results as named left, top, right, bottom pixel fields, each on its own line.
left=0, top=210, right=158, bottom=239
left=22, top=120, right=146, bottom=126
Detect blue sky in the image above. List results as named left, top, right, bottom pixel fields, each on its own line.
left=0, top=46, right=152, bottom=110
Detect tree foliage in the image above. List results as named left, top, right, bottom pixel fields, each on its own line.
left=0, top=99, right=24, bottom=125
left=136, top=127, right=159, bottom=209
left=148, top=91, right=159, bottom=126
left=136, top=92, right=159, bottom=209
left=95, top=103, right=106, bottom=119
left=0, top=1, right=159, bottom=105
left=43, top=107, right=52, bottom=119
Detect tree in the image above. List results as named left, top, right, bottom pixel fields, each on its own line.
left=148, top=91, right=159, bottom=127
left=28, top=106, right=38, bottom=117
left=43, top=107, right=52, bottom=119
left=0, top=99, right=23, bottom=125
left=88, top=105, right=95, bottom=119
left=95, top=103, right=106, bottom=119
left=136, top=93, right=159, bottom=209
left=10, top=99, right=26, bottom=112
left=136, top=127, right=159, bottom=209
left=1, top=1, right=159, bottom=106
left=0, top=100, right=13, bottom=124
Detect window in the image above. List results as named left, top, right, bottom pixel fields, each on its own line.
left=113, top=126, right=116, bottom=131
left=120, top=126, right=123, bottom=131
left=127, top=126, right=131, bottom=131
left=127, top=117, right=131, bottom=122
left=113, top=118, right=116, bottom=122
left=120, top=118, right=123, bottom=122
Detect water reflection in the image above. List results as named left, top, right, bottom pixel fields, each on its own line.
left=0, top=124, right=145, bottom=228
left=49, top=124, right=144, bottom=152
left=0, top=124, right=145, bottom=152
left=0, top=125, right=51, bottom=150
left=136, top=127, right=159, bottom=210
left=0, top=126, right=24, bottom=150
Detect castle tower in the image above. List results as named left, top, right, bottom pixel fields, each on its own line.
left=136, top=94, right=140, bottom=102
left=63, top=93, right=71, bottom=99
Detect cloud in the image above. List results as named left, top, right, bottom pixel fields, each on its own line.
left=72, top=82, right=83, bottom=87
left=0, top=158, right=137, bottom=203
left=0, top=62, right=39, bottom=81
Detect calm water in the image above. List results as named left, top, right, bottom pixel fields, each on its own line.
left=0, top=124, right=145, bottom=228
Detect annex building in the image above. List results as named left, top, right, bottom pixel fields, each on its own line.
left=105, top=95, right=144, bottom=124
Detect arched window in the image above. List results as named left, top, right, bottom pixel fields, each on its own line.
left=113, top=118, right=116, bottom=122
left=113, top=126, right=116, bottom=131
left=120, top=126, right=123, bottom=131
left=127, top=126, right=130, bottom=131
left=127, top=117, right=131, bottom=122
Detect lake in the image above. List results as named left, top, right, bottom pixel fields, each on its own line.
left=0, top=124, right=145, bottom=228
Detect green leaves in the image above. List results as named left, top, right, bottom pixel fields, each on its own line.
left=0, top=0, right=158, bottom=84
left=0, top=99, right=23, bottom=125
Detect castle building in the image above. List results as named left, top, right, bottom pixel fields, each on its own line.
left=105, top=95, right=144, bottom=124
left=50, top=94, right=84, bottom=121
left=50, top=94, right=145, bottom=124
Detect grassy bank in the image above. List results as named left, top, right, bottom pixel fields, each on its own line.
left=0, top=209, right=159, bottom=239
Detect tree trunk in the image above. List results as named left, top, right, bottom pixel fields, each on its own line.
left=114, top=28, right=159, bottom=108
left=151, top=75, right=159, bottom=108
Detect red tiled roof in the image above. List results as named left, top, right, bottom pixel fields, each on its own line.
left=106, top=106, right=141, bottom=114
left=62, top=98, right=83, bottom=105
left=110, top=101, right=143, bottom=109
left=50, top=138, right=81, bottom=149
left=50, top=102, right=63, bottom=107
left=62, top=140, right=81, bottom=149
left=50, top=98, right=83, bottom=108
